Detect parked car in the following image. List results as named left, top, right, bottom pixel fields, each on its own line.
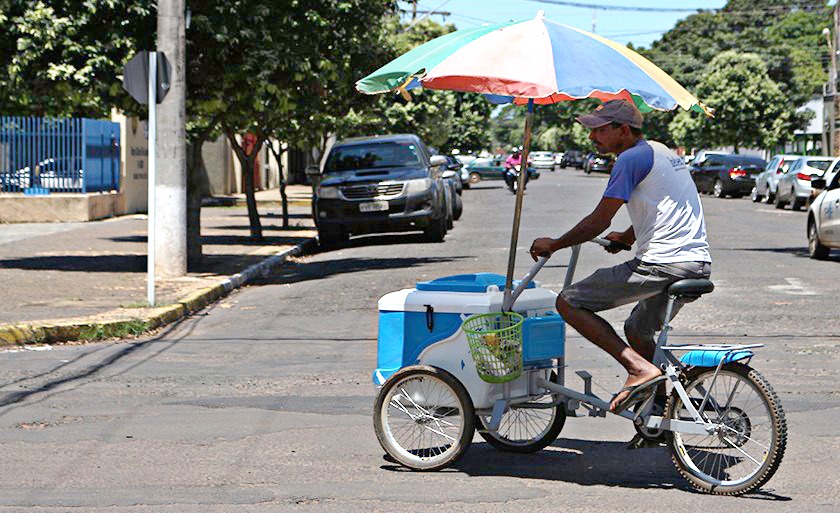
left=454, top=154, right=477, bottom=189
left=752, top=154, right=800, bottom=203
left=561, top=149, right=585, bottom=168
left=463, top=157, right=539, bottom=184
left=773, top=156, right=833, bottom=211
left=443, top=155, right=463, bottom=195
left=313, top=134, right=450, bottom=246
left=530, top=151, right=556, bottom=171
left=811, top=157, right=840, bottom=201
left=690, top=149, right=728, bottom=167
left=583, top=153, right=614, bottom=174
left=690, top=153, right=766, bottom=198
left=807, top=170, right=840, bottom=259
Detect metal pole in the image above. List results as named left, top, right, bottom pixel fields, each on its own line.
left=503, top=99, right=535, bottom=310
left=147, top=51, right=157, bottom=306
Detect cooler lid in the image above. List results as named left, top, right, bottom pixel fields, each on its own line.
left=415, top=273, right=536, bottom=293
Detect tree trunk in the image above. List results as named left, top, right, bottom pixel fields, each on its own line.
left=267, top=142, right=289, bottom=228
left=186, top=137, right=209, bottom=269
left=225, top=128, right=264, bottom=240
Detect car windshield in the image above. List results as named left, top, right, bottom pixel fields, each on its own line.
left=532, top=152, right=552, bottom=158
left=804, top=159, right=832, bottom=172
left=325, top=142, right=421, bottom=173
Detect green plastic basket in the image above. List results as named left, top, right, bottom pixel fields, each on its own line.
left=462, top=312, right=524, bottom=383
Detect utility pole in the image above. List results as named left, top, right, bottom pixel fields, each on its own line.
left=156, top=0, right=187, bottom=277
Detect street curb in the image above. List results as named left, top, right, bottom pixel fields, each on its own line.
left=0, top=238, right=317, bottom=348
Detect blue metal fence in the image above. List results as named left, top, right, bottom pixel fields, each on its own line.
left=0, top=116, right=121, bottom=194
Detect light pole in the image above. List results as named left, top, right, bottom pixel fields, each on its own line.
left=823, top=27, right=836, bottom=156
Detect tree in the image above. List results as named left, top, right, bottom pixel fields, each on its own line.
left=639, top=0, right=830, bottom=142
left=669, top=51, right=790, bottom=153
left=0, top=1, right=154, bottom=117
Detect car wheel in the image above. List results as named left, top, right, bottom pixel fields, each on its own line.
left=790, top=190, right=804, bottom=211
left=774, top=189, right=786, bottom=209
left=468, top=172, right=481, bottom=184
left=808, top=219, right=830, bottom=260
left=317, top=226, right=348, bottom=249
left=453, top=193, right=463, bottom=221
left=713, top=179, right=726, bottom=198
left=423, top=215, right=447, bottom=243
left=763, top=187, right=774, bottom=203
left=751, top=186, right=762, bottom=202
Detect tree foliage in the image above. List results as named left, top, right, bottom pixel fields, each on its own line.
left=0, top=0, right=154, bottom=117
left=669, top=51, right=790, bottom=152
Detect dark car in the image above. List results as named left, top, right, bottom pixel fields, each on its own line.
left=561, top=150, right=585, bottom=168
left=690, top=154, right=767, bottom=198
left=583, top=153, right=614, bottom=174
left=313, top=134, right=450, bottom=246
left=463, top=157, right=539, bottom=184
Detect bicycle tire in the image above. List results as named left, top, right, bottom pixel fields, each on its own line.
left=665, top=363, right=786, bottom=495
left=373, top=365, right=475, bottom=471
left=476, top=372, right=566, bottom=453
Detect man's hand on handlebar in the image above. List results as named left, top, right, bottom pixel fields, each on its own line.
left=529, top=238, right=556, bottom=261
left=604, top=231, right=633, bottom=254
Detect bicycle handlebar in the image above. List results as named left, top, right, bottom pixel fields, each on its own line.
left=590, top=237, right=632, bottom=252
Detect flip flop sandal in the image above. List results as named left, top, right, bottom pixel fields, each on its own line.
left=610, top=375, right=667, bottom=413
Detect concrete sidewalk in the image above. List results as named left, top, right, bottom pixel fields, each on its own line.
left=0, top=189, right=316, bottom=346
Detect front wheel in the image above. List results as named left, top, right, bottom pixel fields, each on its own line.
left=713, top=179, right=726, bottom=198
left=423, top=215, right=447, bottom=243
left=374, top=366, right=475, bottom=471
left=750, top=186, right=762, bottom=203
left=476, top=372, right=566, bottom=453
left=666, top=363, right=786, bottom=495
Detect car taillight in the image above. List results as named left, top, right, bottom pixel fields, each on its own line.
left=729, top=168, right=747, bottom=178
left=796, top=172, right=812, bottom=181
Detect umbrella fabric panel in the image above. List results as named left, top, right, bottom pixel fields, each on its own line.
left=421, top=19, right=559, bottom=98
left=355, top=20, right=522, bottom=94
left=545, top=22, right=676, bottom=110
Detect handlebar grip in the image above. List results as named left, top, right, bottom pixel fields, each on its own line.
left=591, top=237, right=632, bottom=252
left=607, top=240, right=632, bottom=252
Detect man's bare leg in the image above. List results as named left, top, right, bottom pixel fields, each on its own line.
left=557, top=297, right=661, bottom=410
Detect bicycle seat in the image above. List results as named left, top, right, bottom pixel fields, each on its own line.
left=668, top=279, right=714, bottom=298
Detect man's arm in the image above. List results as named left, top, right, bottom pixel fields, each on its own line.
left=530, top=197, right=624, bottom=259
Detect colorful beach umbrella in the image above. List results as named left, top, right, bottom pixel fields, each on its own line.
left=356, top=11, right=711, bottom=115
left=356, top=11, right=711, bottom=307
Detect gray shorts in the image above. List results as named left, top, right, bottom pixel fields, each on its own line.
left=560, top=259, right=711, bottom=342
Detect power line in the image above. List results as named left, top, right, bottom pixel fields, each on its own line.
left=527, top=0, right=704, bottom=13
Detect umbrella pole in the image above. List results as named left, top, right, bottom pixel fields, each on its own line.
left=503, top=99, right=535, bottom=311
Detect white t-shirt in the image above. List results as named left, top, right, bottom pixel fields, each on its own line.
left=602, top=139, right=711, bottom=264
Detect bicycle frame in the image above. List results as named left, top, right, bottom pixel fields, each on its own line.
left=487, top=240, right=762, bottom=437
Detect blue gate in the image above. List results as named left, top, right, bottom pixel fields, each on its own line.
left=0, top=117, right=121, bottom=194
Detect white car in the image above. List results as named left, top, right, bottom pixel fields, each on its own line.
left=530, top=151, right=555, bottom=170
left=807, top=169, right=840, bottom=259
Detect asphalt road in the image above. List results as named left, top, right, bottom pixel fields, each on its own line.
left=1, top=169, right=838, bottom=512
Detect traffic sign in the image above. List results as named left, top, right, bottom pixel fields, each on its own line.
left=122, top=51, right=171, bottom=105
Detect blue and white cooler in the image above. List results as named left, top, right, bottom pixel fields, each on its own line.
left=373, top=273, right=566, bottom=409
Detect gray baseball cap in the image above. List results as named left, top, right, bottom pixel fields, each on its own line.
left=576, top=99, right=643, bottom=129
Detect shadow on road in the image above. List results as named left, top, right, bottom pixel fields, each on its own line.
left=255, top=254, right=470, bottom=286
left=735, top=246, right=840, bottom=262
left=381, top=440, right=792, bottom=499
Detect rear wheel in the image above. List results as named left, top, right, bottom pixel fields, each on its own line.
left=476, top=372, right=566, bottom=453
left=790, top=190, right=804, bottom=211
left=774, top=190, right=786, bottom=209
left=763, top=187, right=774, bottom=204
left=453, top=193, right=463, bottom=221
left=374, top=366, right=475, bottom=471
left=666, top=363, right=786, bottom=495
left=808, top=219, right=830, bottom=260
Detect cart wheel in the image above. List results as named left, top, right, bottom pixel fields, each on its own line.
left=374, top=365, right=475, bottom=471
left=476, top=372, right=566, bottom=453
left=665, top=363, right=786, bottom=495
